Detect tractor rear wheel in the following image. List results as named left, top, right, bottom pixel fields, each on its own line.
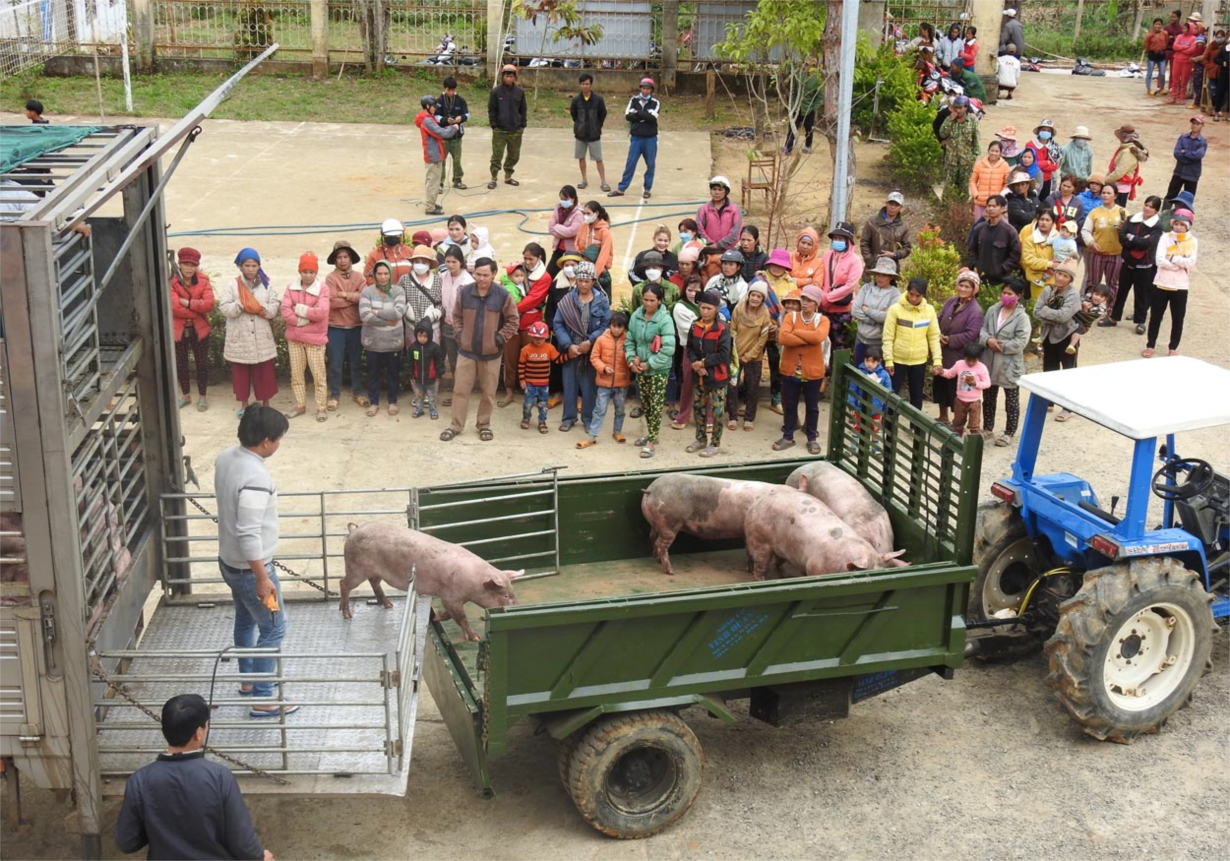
left=1045, top=557, right=1214, bottom=743
left=968, top=509, right=1047, bottom=658
left=564, top=710, right=703, bottom=839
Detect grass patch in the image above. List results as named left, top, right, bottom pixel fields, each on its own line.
left=3, top=69, right=751, bottom=130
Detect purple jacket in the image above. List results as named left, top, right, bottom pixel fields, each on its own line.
left=696, top=200, right=743, bottom=250
left=937, top=296, right=985, bottom=368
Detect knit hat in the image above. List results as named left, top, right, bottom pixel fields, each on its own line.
left=765, top=248, right=792, bottom=269
left=956, top=268, right=981, bottom=289
left=800, top=285, right=823, bottom=306
left=678, top=245, right=701, bottom=264
left=698, top=289, right=723, bottom=308
left=747, top=279, right=768, bottom=297
left=177, top=247, right=201, bottom=265
left=298, top=252, right=319, bottom=272
left=327, top=240, right=360, bottom=266
left=1172, top=208, right=1194, bottom=225
left=869, top=257, right=900, bottom=278
left=1086, top=172, right=1106, bottom=186
left=574, top=260, right=596, bottom=280
left=1052, top=259, right=1079, bottom=280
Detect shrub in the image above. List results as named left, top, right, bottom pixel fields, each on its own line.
left=932, top=198, right=974, bottom=260
left=885, top=98, right=942, bottom=193
left=852, top=44, right=917, bottom=135
left=900, top=227, right=963, bottom=316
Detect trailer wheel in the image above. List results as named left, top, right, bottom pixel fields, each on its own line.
left=1045, top=557, right=1214, bottom=743
left=564, top=710, right=703, bottom=839
left=557, top=731, right=581, bottom=788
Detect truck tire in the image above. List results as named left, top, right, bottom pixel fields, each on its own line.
left=1045, top=557, right=1214, bottom=743
left=970, top=511, right=1040, bottom=622
left=564, top=710, right=703, bottom=839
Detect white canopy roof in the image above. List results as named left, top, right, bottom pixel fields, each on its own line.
left=1017, top=356, right=1230, bottom=440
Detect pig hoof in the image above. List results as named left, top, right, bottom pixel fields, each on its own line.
left=467, top=632, right=482, bottom=643
left=382, top=600, right=394, bottom=610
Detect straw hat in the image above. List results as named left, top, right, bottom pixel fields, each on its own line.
left=409, top=244, right=437, bottom=264
left=996, top=125, right=1019, bottom=141
left=1070, top=126, right=1092, bottom=140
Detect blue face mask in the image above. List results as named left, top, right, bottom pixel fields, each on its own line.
left=679, top=232, right=693, bottom=243
left=832, top=239, right=848, bottom=252
left=1038, top=131, right=1052, bottom=141
left=559, top=199, right=574, bottom=209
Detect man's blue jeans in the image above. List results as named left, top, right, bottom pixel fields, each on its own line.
left=219, top=560, right=286, bottom=697
left=618, top=135, right=658, bottom=192
left=561, top=357, right=597, bottom=427
left=327, top=326, right=363, bottom=399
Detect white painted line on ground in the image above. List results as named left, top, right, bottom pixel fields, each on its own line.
left=619, top=198, right=645, bottom=293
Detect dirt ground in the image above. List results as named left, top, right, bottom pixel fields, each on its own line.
left=2, top=70, right=1228, bottom=859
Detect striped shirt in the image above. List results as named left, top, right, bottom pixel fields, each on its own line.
left=518, top=342, right=561, bottom=387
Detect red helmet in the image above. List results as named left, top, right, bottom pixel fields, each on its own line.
left=527, top=321, right=550, bottom=339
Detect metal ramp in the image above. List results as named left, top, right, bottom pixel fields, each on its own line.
left=94, top=591, right=431, bottom=796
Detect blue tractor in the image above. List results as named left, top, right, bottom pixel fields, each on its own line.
left=968, top=357, right=1230, bottom=742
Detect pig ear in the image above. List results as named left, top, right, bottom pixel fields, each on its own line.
left=506, top=569, right=526, bottom=579
left=483, top=576, right=503, bottom=592
left=885, top=549, right=907, bottom=560
left=798, top=475, right=809, bottom=493
left=845, top=561, right=865, bottom=572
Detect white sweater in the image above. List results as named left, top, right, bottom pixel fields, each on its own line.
left=214, top=446, right=279, bottom=568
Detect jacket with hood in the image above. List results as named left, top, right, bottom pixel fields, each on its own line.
left=576, top=218, right=614, bottom=276
left=515, top=259, right=551, bottom=331
left=882, top=293, right=942, bottom=368
left=415, top=109, right=459, bottom=164
left=453, top=281, right=520, bottom=361
left=570, top=91, right=607, bottom=141
left=359, top=282, right=407, bottom=353
left=547, top=203, right=584, bottom=254
left=817, top=247, right=865, bottom=312
left=777, top=308, right=829, bottom=380
left=686, top=317, right=732, bottom=389
left=465, top=227, right=498, bottom=273
left=1019, top=223, right=1056, bottom=287
left=1118, top=211, right=1162, bottom=268
left=859, top=209, right=913, bottom=270
left=1025, top=139, right=1060, bottom=182
left=789, top=227, right=823, bottom=287
left=851, top=280, right=901, bottom=345
left=1106, top=141, right=1149, bottom=197
left=170, top=272, right=215, bottom=341
left=590, top=327, right=630, bottom=388
left=407, top=320, right=445, bottom=388
left=487, top=81, right=527, bottom=132
left=1057, top=139, right=1093, bottom=182
left=218, top=277, right=279, bottom=364
left=730, top=295, right=771, bottom=362
left=281, top=277, right=331, bottom=346
left=979, top=300, right=1031, bottom=387
left=696, top=199, right=743, bottom=250
left=1153, top=231, right=1197, bottom=291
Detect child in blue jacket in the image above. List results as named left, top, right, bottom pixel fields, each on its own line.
left=847, top=345, right=892, bottom=446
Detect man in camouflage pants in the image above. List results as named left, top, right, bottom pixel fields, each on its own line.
left=938, top=95, right=980, bottom=201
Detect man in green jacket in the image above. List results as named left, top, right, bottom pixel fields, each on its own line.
left=938, top=96, right=981, bottom=197
left=949, top=58, right=987, bottom=101
left=785, top=59, right=823, bottom=155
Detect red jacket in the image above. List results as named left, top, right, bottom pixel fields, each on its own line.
left=516, top=262, right=551, bottom=331
left=170, top=272, right=215, bottom=341
left=1025, top=140, right=1059, bottom=182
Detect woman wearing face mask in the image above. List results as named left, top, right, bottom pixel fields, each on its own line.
left=398, top=244, right=445, bottom=362
left=1057, top=127, right=1093, bottom=185
left=547, top=185, right=583, bottom=276
left=364, top=218, right=415, bottom=285
left=1025, top=121, right=1060, bottom=201
left=576, top=201, right=614, bottom=295
left=631, top=225, right=679, bottom=286
left=673, top=218, right=702, bottom=256
left=817, top=221, right=864, bottom=362
left=978, top=277, right=1031, bottom=447
left=1143, top=209, right=1197, bottom=358
left=1102, top=195, right=1162, bottom=333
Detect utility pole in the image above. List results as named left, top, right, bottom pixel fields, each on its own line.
left=829, top=0, right=858, bottom=226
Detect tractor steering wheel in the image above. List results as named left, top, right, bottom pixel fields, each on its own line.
left=1152, top=458, right=1216, bottom=502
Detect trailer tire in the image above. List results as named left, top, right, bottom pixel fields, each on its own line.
left=565, top=710, right=703, bottom=839
left=1045, top=557, right=1214, bottom=743
left=557, top=732, right=581, bottom=788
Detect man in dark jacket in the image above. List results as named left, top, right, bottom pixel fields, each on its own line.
left=487, top=65, right=527, bottom=189
left=444, top=258, right=519, bottom=440
left=115, top=694, right=272, bottom=861
left=1005, top=169, right=1040, bottom=230
left=609, top=77, right=660, bottom=200
left=858, top=190, right=913, bottom=270
left=435, top=76, right=469, bottom=190
left=968, top=195, right=1022, bottom=288
left=1166, top=115, right=1206, bottom=201
left=999, top=8, right=1025, bottom=57
left=570, top=73, right=609, bottom=191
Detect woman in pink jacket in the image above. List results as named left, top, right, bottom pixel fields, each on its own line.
left=546, top=184, right=584, bottom=275
left=817, top=221, right=866, bottom=359
left=281, top=252, right=332, bottom=421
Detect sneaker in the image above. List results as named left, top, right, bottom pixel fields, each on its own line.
left=994, top=434, right=1013, bottom=448
left=452, top=181, right=467, bottom=190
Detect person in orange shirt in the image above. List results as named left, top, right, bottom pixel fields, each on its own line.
left=517, top=321, right=561, bottom=433
left=579, top=311, right=631, bottom=448
left=969, top=140, right=1012, bottom=221
left=772, top=286, right=830, bottom=455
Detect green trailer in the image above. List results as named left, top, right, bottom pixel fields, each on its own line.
left=416, top=355, right=984, bottom=838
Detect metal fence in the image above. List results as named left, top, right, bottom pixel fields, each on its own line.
left=0, top=0, right=127, bottom=77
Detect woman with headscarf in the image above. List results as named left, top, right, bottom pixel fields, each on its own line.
left=359, top=260, right=407, bottom=416
left=170, top=247, right=214, bottom=412
left=553, top=260, right=611, bottom=433
left=217, top=248, right=280, bottom=418
left=789, top=226, right=822, bottom=288
left=625, top=283, right=675, bottom=458
left=1106, top=125, right=1149, bottom=207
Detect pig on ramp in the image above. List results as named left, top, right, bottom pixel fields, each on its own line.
left=786, top=461, right=894, bottom=555
left=340, top=522, right=522, bottom=642
left=640, top=474, right=791, bottom=575
left=743, top=487, right=907, bottom=581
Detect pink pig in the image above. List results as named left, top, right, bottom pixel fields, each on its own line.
left=340, top=522, right=522, bottom=641
left=786, top=461, right=895, bottom=556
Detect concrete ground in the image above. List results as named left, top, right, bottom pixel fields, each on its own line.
left=2, top=69, right=1228, bottom=859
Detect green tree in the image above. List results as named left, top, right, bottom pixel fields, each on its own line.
left=510, top=0, right=604, bottom=102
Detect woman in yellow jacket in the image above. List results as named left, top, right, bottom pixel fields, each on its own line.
left=968, top=140, right=1012, bottom=221
left=882, top=277, right=942, bottom=410
left=1018, top=209, right=1057, bottom=295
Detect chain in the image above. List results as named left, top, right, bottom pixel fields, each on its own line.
left=87, top=651, right=289, bottom=785
left=177, top=490, right=339, bottom=598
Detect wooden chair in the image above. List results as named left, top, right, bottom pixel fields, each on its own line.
left=741, top=154, right=778, bottom=213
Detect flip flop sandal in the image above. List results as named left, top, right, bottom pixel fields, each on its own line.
left=576, top=439, right=597, bottom=449
left=327, top=398, right=339, bottom=411
left=387, top=405, right=399, bottom=416
left=539, top=423, right=550, bottom=434
left=608, top=189, right=625, bottom=197
left=439, top=428, right=458, bottom=441
left=366, top=405, right=379, bottom=417
left=316, top=411, right=328, bottom=422
left=807, top=441, right=821, bottom=455
left=612, top=434, right=626, bottom=443
left=497, top=395, right=513, bottom=408
left=670, top=421, right=689, bottom=430
left=520, top=418, right=531, bottom=429
left=639, top=445, right=656, bottom=458
left=1055, top=410, right=1072, bottom=422
left=743, top=422, right=754, bottom=432
left=237, top=686, right=255, bottom=696
left=487, top=180, right=497, bottom=189
left=772, top=438, right=796, bottom=451
left=250, top=703, right=300, bottom=718
left=504, top=178, right=520, bottom=186
left=727, top=421, right=738, bottom=431
left=600, top=183, right=611, bottom=192
left=236, top=407, right=246, bottom=419
left=176, top=396, right=191, bottom=409
left=197, top=399, right=209, bottom=412
left=577, top=180, right=588, bottom=189
left=699, top=445, right=720, bottom=458
left=479, top=428, right=494, bottom=441
left=284, top=407, right=307, bottom=419
left=686, top=441, right=706, bottom=453
left=354, top=394, right=370, bottom=407
left=642, top=190, right=652, bottom=199
left=1141, top=348, right=1154, bottom=358
left=630, top=407, right=643, bottom=418
left=634, top=437, right=648, bottom=447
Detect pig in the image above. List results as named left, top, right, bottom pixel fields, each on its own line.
left=641, top=474, right=794, bottom=575
left=340, top=522, right=522, bottom=641
left=785, top=461, right=895, bottom=556
left=743, top=488, right=907, bottom=581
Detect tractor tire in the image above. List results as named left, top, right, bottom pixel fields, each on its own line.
left=968, top=506, right=1047, bottom=660
left=1045, top=557, right=1214, bottom=743
left=564, top=710, right=703, bottom=839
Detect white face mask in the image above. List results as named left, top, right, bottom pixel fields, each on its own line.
left=412, top=262, right=430, bottom=275
left=583, top=213, right=598, bottom=224
left=562, top=265, right=576, bottom=278
left=645, top=268, right=663, bottom=282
